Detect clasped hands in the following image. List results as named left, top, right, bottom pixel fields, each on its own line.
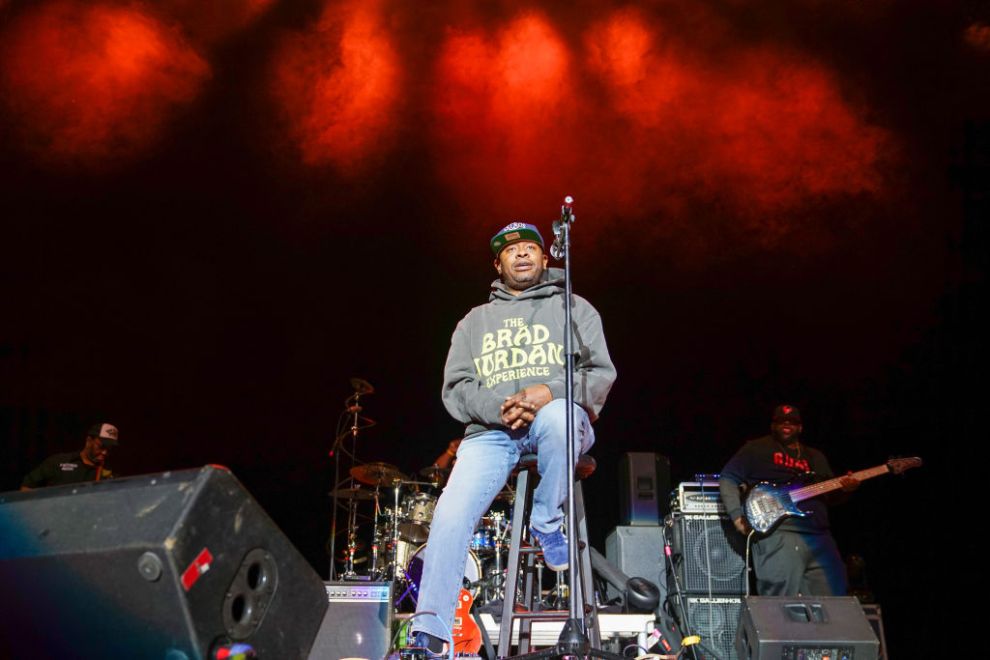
left=500, top=384, right=553, bottom=430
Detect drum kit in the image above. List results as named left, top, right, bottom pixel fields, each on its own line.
left=332, top=459, right=516, bottom=610
left=328, top=378, right=525, bottom=612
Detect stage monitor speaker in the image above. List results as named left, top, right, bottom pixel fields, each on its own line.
left=735, top=596, right=879, bottom=660
left=309, top=582, right=393, bottom=659
left=0, top=466, right=328, bottom=660
left=673, top=595, right=742, bottom=660
left=605, top=525, right=667, bottom=609
left=618, top=452, right=671, bottom=525
left=669, top=513, right=747, bottom=594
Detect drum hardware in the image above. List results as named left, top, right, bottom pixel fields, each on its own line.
left=328, top=377, right=378, bottom=580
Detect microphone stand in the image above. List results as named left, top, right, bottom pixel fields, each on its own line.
left=507, top=197, right=624, bottom=660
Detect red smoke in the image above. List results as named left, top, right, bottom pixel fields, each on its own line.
left=432, top=11, right=578, bottom=226
left=0, top=1, right=210, bottom=168
left=269, top=0, right=402, bottom=171
left=162, top=0, right=276, bottom=45
left=430, top=6, right=892, bottom=248
left=964, top=23, right=990, bottom=52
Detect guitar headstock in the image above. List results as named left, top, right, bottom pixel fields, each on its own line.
left=887, top=457, right=922, bottom=474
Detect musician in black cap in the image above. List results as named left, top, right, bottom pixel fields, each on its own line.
left=719, top=405, right=858, bottom=596
left=21, top=422, right=120, bottom=489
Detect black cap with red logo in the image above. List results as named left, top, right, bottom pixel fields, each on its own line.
left=771, top=404, right=802, bottom=424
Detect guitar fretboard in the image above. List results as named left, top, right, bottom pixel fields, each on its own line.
left=790, top=464, right=890, bottom=503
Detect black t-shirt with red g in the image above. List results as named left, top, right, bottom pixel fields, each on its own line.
left=719, top=435, right=835, bottom=533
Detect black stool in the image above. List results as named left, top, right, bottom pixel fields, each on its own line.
left=497, top=453, right=601, bottom=655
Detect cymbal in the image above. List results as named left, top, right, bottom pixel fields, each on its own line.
left=350, top=462, right=407, bottom=486
left=330, top=486, right=377, bottom=501
left=419, top=465, right=450, bottom=480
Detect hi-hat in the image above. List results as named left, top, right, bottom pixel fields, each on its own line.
left=330, top=486, right=377, bottom=501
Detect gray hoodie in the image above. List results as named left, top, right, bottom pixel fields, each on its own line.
left=442, top=268, right=616, bottom=438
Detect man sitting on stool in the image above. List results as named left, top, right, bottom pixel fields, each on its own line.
left=408, top=222, right=616, bottom=656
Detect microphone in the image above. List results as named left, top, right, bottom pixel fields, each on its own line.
left=550, top=195, right=574, bottom=260
left=349, top=377, right=374, bottom=395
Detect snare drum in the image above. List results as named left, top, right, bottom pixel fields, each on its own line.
left=398, top=492, right=437, bottom=543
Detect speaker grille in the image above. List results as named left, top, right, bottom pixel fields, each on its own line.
left=671, top=514, right=746, bottom=594
left=682, top=596, right=742, bottom=660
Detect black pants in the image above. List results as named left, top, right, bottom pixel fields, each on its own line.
left=751, top=529, right=847, bottom=596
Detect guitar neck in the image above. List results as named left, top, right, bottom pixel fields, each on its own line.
left=790, top=464, right=890, bottom=503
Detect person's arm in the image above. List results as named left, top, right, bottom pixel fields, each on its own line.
left=541, top=298, right=616, bottom=421
left=432, top=439, right=461, bottom=469
left=817, top=451, right=858, bottom=504
left=442, top=319, right=505, bottom=426
left=21, top=456, right=54, bottom=490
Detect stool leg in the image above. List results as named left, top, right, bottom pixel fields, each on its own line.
left=499, top=468, right=530, bottom=655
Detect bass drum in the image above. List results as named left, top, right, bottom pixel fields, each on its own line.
left=396, top=542, right=482, bottom=611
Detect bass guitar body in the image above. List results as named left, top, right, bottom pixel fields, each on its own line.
left=744, top=482, right=807, bottom=534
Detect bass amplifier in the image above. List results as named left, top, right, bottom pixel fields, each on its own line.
left=675, top=481, right=725, bottom=514
left=0, top=466, right=328, bottom=659
left=309, top=582, right=393, bottom=659
left=668, top=513, right=747, bottom=594
left=735, top=596, right=879, bottom=660
left=673, top=595, right=743, bottom=660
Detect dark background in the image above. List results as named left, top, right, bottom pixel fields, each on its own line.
left=2, top=1, right=986, bottom=657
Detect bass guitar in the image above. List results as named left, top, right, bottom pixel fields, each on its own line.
left=744, top=457, right=922, bottom=534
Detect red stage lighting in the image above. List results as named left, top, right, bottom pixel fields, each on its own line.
left=269, top=0, right=402, bottom=171
left=0, top=1, right=210, bottom=169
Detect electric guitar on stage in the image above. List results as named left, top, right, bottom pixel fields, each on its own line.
left=743, top=457, right=922, bottom=534
left=452, top=587, right=482, bottom=654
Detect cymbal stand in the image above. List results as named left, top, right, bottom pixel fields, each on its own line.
left=329, top=379, right=375, bottom=580
left=342, top=497, right=361, bottom=578
left=369, top=489, right=382, bottom=576
left=391, top=479, right=403, bottom=580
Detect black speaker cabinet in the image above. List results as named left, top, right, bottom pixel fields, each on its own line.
left=669, top=513, right=747, bottom=594
left=309, top=582, right=393, bottom=659
left=675, top=595, right=743, bottom=660
left=618, top=452, right=672, bottom=524
left=0, top=466, right=327, bottom=659
left=735, top=596, right=880, bottom=660
left=605, top=525, right=667, bottom=608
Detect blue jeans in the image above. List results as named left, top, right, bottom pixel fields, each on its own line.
left=410, top=399, right=595, bottom=643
